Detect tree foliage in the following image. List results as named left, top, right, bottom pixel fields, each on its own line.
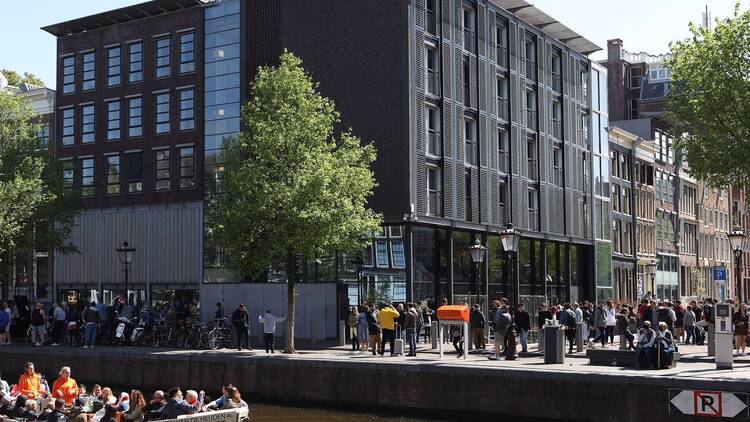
left=1, top=69, right=45, bottom=87
left=667, top=3, right=750, bottom=188
left=210, top=51, right=382, bottom=352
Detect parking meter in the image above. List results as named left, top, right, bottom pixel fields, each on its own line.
left=715, top=304, right=733, bottom=369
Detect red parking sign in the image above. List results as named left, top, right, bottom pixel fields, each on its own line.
left=694, top=391, right=722, bottom=417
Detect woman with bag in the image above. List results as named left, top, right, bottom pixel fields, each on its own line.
left=733, top=303, right=748, bottom=356
left=347, top=306, right=359, bottom=353
left=357, top=305, right=369, bottom=353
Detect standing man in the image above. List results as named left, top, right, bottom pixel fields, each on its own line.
left=0, top=302, right=10, bottom=346
left=258, top=310, right=285, bottom=353
left=30, top=303, right=47, bottom=346
left=51, top=303, right=66, bottom=346
left=593, top=301, right=607, bottom=347
left=560, top=304, right=577, bottom=354
left=378, top=303, right=400, bottom=356
left=469, top=304, right=486, bottom=350
left=82, top=302, right=99, bottom=349
left=537, top=304, right=552, bottom=351
left=515, top=304, right=531, bottom=353
left=231, top=304, right=251, bottom=351
left=490, top=303, right=511, bottom=360
left=404, top=303, right=419, bottom=356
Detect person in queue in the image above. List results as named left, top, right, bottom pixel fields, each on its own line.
left=160, top=387, right=204, bottom=419
left=124, top=390, right=146, bottom=422
left=19, top=362, right=48, bottom=399
left=52, top=366, right=79, bottom=407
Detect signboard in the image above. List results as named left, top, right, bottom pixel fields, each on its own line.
left=159, top=409, right=246, bottom=422
left=670, top=389, right=748, bottom=418
left=714, top=266, right=728, bottom=281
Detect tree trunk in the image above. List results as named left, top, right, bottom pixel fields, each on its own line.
left=284, top=249, right=296, bottom=353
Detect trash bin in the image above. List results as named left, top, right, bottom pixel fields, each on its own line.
left=544, top=323, right=564, bottom=364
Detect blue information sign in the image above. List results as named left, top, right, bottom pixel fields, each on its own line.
left=713, top=266, right=727, bottom=281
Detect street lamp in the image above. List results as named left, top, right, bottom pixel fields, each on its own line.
left=728, top=226, right=746, bottom=302
left=645, top=260, right=657, bottom=299
left=468, top=239, right=487, bottom=306
left=499, top=223, right=522, bottom=360
left=115, top=241, right=136, bottom=304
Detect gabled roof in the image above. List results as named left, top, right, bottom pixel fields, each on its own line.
left=42, top=0, right=202, bottom=37
left=492, top=0, right=601, bottom=56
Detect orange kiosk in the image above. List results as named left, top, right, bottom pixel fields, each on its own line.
left=436, top=305, right=470, bottom=359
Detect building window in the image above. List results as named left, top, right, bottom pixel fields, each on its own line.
left=425, top=45, right=440, bottom=96
left=375, top=241, right=389, bottom=267
left=463, top=56, right=471, bottom=107
left=125, top=151, right=143, bottom=194
left=464, top=169, right=472, bottom=222
left=551, top=98, right=561, bottom=139
left=528, top=188, right=538, bottom=230
left=496, top=19, right=508, bottom=68
left=37, top=125, right=50, bottom=148
left=82, top=51, right=95, bottom=91
left=524, top=34, right=536, bottom=80
left=427, top=166, right=441, bottom=216
left=497, top=77, right=508, bottom=121
left=156, top=37, right=171, bottom=78
left=81, top=105, right=95, bottom=144
left=462, top=6, right=476, bottom=54
left=611, top=150, right=620, bottom=178
left=527, top=136, right=537, bottom=179
left=155, top=149, right=171, bottom=191
left=156, top=93, right=171, bottom=134
left=525, top=89, right=537, bottom=130
left=612, top=185, right=621, bottom=213
left=629, top=67, right=643, bottom=88
left=498, top=182, right=507, bottom=224
left=464, top=118, right=477, bottom=166
left=550, top=48, right=562, bottom=93
left=621, top=154, right=631, bottom=182
left=128, top=97, right=142, bottom=138
left=128, top=42, right=143, bottom=83
left=623, top=187, right=631, bottom=215
left=107, top=100, right=121, bottom=141
left=425, top=0, right=438, bottom=36
left=108, top=46, right=121, bottom=86
left=180, top=32, right=195, bottom=74
left=179, top=146, right=196, bottom=189
left=81, top=158, right=94, bottom=197
left=391, top=241, right=406, bottom=268
left=106, top=155, right=120, bottom=195
left=61, top=108, right=74, bottom=146
left=613, top=220, right=622, bottom=254
left=498, top=128, right=508, bottom=173
left=426, top=105, right=441, bottom=156
left=629, top=98, right=638, bottom=120
left=179, top=89, right=195, bottom=131
left=553, top=143, right=563, bottom=187
left=61, top=161, right=74, bottom=191
left=62, top=56, right=75, bottom=94
left=580, top=112, right=589, bottom=144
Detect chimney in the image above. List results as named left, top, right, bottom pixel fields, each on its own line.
left=607, top=38, right=623, bottom=63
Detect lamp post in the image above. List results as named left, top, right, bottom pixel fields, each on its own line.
left=728, top=226, right=746, bottom=302
left=645, top=260, right=657, bottom=300
left=115, top=241, right=136, bottom=304
left=468, top=239, right=487, bottom=306
left=499, top=223, right=522, bottom=360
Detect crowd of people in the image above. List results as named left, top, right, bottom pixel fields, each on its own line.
left=0, top=362, right=249, bottom=422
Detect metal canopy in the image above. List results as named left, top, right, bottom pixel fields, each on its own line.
left=41, top=0, right=202, bottom=37
left=493, top=0, right=601, bottom=56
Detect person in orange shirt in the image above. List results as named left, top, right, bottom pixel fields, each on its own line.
left=52, top=366, right=78, bottom=407
left=18, top=362, right=47, bottom=399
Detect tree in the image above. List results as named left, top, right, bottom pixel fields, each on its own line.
left=667, top=4, right=750, bottom=188
left=210, top=51, right=382, bottom=353
left=1, top=69, right=45, bottom=87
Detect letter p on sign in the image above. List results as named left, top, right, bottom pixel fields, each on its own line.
left=695, top=391, right=722, bottom=417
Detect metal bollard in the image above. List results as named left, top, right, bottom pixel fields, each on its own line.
left=708, top=323, right=715, bottom=357
left=338, top=320, right=346, bottom=346
left=431, top=325, right=438, bottom=349
left=576, top=322, right=584, bottom=352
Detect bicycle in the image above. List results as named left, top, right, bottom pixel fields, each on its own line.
left=185, top=322, right=212, bottom=349
left=207, top=319, right=235, bottom=350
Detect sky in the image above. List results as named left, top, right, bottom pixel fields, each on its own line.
left=0, top=0, right=743, bottom=89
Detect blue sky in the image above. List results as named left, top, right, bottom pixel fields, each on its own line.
left=0, top=0, right=742, bottom=89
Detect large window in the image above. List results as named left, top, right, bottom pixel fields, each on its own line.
left=62, top=56, right=75, bottom=94
left=464, top=118, right=477, bottom=166
left=498, top=128, right=508, bottom=173
left=156, top=37, right=171, bottom=78
left=128, top=42, right=143, bottom=83
left=179, top=32, right=195, bottom=74
left=61, top=108, right=74, bottom=146
left=551, top=98, right=562, bottom=139
left=426, top=105, right=441, bottom=156
left=81, top=105, right=95, bottom=144
left=125, top=151, right=143, bottom=194
left=611, top=185, right=621, bottom=213
left=37, top=125, right=50, bottom=148
left=425, top=0, right=438, bottom=35
left=526, top=136, right=537, bottom=179
left=524, top=34, right=536, bottom=80
left=61, top=161, right=74, bottom=191
left=155, top=149, right=171, bottom=191
left=425, top=45, right=440, bottom=96
left=496, top=19, right=508, bottom=68
left=497, top=77, right=508, bottom=121
left=462, top=6, right=476, bottom=54
left=81, top=158, right=94, bottom=197
left=553, top=143, right=563, bottom=187
left=525, top=89, right=537, bottom=130
left=462, top=56, right=470, bottom=107
left=464, top=170, right=472, bottom=222
left=427, top=166, right=441, bottom=216
left=550, top=48, right=562, bottom=92
left=108, top=46, right=121, bottom=86
left=528, top=188, right=538, bottom=230
left=180, top=89, right=195, bottom=131
left=156, top=93, right=171, bottom=134
left=375, top=241, right=389, bottom=267
left=391, top=241, right=406, bottom=269
left=623, top=222, right=632, bottom=256
left=179, top=146, right=195, bottom=189
left=128, top=97, right=142, bottom=137
left=623, top=187, right=632, bottom=215
left=107, top=100, right=121, bottom=141
left=613, top=220, right=622, bottom=254
left=106, top=155, right=120, bottom=195
left=82, top=51, right=95, bottom=91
